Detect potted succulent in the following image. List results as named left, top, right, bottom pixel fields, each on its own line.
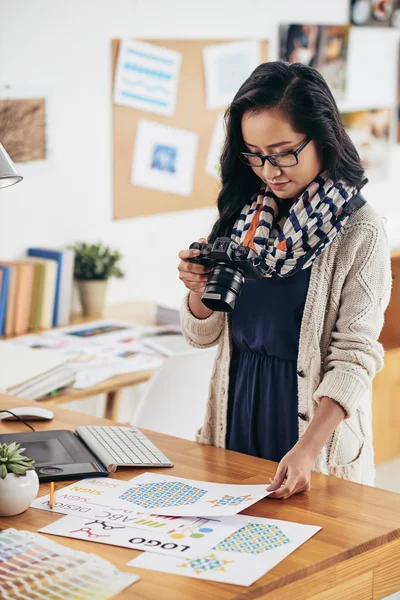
left=72, top=242, right=124, bottom=316
left=0, top=442, right=39, bottom=516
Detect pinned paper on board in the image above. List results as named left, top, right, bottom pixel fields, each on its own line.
left=205, top=113, right=226, bottom=179
left=113, top=39, right=182, bottom=116
left=94, top=472, right=272, bottom=516
left=131, top=120, right=199, bottom=196
left=202, top=41, right=261, bottom=110
left=128, top=515, right=321, bottom=587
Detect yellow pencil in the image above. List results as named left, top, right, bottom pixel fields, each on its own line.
left=49, top=481, right=55, bottom=509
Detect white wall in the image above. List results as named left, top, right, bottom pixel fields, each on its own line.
left=1, top=0, right=400, bottom=309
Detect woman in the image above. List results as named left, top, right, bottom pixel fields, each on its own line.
left=178, top=61, right=391, bottom=499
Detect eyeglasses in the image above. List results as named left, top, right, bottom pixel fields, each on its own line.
left=238, top=137, right=312, bottom=168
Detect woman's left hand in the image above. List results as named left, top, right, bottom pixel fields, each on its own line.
left=266, top=445, right=314, bottom=500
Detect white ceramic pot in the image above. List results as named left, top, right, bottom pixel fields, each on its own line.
left=77, top=280, right=108, bottom=316
left=0, top=470, right=39, bottom=517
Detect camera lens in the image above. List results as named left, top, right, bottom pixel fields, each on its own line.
left=201, top=263, right=244, bottom=312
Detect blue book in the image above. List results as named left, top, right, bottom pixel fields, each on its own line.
left=0, top=265, right=10, bottom=335
left=27, top=248, right=63, bottom=327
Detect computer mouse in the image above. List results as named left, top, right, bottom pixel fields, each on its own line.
left=0, top=406, right=54, bottom=421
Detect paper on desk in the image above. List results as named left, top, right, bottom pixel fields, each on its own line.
left=39, top=512, right=246, bottom=559
left=44, top=320, right=157, bottom=343
left=91, top=472, right=272, bottom=517
left=7, top=330, right=164, bottom=389
left=33, top=478, right=247, bottom=558
left=128, top=515, right=321, bottom=587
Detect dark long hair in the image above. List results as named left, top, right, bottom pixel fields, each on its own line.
left=209, top=61, right=367, bottom=242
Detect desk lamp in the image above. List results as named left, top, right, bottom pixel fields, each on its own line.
left=0, top=142, right=23, bottom=188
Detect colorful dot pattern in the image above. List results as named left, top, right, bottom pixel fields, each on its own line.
left=119, top=481, right=207, bottom=509
left=178, top=553, right=232, bottom=574
left=214, top=523, right=291, bottom=554
left=207, top=494, right=255, bottom=507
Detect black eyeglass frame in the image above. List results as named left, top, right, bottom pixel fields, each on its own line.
left=239, top=137, right=312, bottom=168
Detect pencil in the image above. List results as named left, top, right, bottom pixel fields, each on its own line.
left=49, top=481, right=55, bottom=509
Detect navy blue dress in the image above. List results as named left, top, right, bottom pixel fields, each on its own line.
left=226, top=268, right=311, bottom=462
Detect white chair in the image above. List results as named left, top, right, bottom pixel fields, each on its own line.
left=131, top=347, right=217, bottom=441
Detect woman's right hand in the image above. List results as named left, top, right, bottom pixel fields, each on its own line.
left=178, top=238, right=211, bottom=297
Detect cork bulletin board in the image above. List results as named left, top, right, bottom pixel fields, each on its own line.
left=111, top=38, right=269, bottom=220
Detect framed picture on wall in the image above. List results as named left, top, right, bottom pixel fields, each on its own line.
left=350, top=0, right=400, bottom=27
left=279, top=25, right=350, bottom=99
left=341, top=108, right=392, bottom=182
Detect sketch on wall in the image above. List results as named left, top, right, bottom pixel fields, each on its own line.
left=113, top=39, right=182, bottom=117
left=279, top=24, right=350, bottom=99
left=0, top=96, right=46, bottom=163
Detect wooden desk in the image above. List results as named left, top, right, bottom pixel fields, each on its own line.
left=0, top=395, right=399, bottom=600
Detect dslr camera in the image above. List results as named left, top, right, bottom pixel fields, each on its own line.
left=189, top=237, right=273, bottom=312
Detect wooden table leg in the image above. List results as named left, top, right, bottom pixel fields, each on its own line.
left=104, top=390, right=122, bottom=421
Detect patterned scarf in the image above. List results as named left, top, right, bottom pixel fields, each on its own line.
left=231, top=171, right=358, bottom=277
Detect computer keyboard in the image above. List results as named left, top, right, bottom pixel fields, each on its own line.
left=76, top=425, right=174, bottom=470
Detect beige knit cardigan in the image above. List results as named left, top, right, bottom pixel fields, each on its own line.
left=181, top=203, right=392, bottom=485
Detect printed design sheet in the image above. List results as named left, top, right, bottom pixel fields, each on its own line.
left=39, top=513, right=247, bottom=559
left=32, top=477, right=247, bottom=558
left=128, top=515, right=321, bottom=587
left=95, top=472, right=272, bottom=516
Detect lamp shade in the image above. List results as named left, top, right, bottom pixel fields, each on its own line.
left=0, top=143, right=23, bottom=189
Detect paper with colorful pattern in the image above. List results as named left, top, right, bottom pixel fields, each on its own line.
left=95, top=472, right=272, bottom=516
left=39, top=512, right=246, bottom=559
left=128, top=515, right=321, bottom=586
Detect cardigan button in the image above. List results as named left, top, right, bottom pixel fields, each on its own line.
left=298, top=412, right=309, bottom=421
left=296, top=370, right=305, bottom=377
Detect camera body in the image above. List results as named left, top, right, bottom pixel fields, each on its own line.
left=189, top=237, right=272, bottom=312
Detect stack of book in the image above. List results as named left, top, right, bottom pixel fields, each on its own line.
left=0, top=247, right=74, bottom=336
left=0, top=342, right=76, bottom=400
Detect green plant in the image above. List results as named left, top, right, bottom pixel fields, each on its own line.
left=0, top=442, right=35, bottom=479
left=72, top=242, right=125, bottom=281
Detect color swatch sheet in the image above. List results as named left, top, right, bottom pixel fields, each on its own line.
left=85, top=472, right=272, bottom=516
left=32, top=478, right=254, bottom=558
left=0, top=528, right=139, bottom=599
left=128, top=515, right=321, bottom=587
